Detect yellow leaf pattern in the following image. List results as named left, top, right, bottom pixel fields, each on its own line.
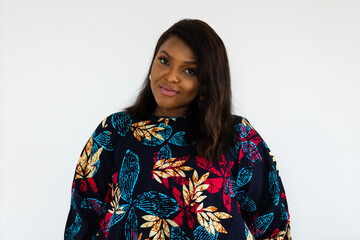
left=140, top=215, right=178, bottom=240
left=152, top=157, right=193, bottom=184
left=75, top=137, right=103, bottom=179
left=180, top=171, right=232, bottom=236
left=108, top=183, right=125, bottom=215
left=130, top=120, right=165, bottom=142
left=196, top=203, right=232, bottom=235
left=157, top=117, right=177, bottom=127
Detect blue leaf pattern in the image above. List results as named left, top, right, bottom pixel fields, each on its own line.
left=142, top=123, right=172, bottom=146
left=133, top=191, right=179, bottom=218
left=241, top=141, right=262, bottom=163
left=94, top=131, right=113, bottom=151
left=248, top=212, right=274, bottom=237
left=237, top=190, right=256, bottom=211
left=269, top=167, right=280, bottom=206
left=193, top=226, right=218, bottom=240
left=65, top=213, right=82, bottom=240
left=80, top=198, right=109, bottom=215
left=169, top=131, right=191, bottom=146
left=170, top=227, right=190, bottom=240
left=71, top=189, right=76, bottom=210
left=236, top=167, right=253, bottom=188
left=224, top=177, right=236, bottom=197
left=158, top=144, right=172, bottom=160
left=119, top=150, right=140, bottom=203
left=280, top=203, right=289, bottom=221
left=107, top=204, right=130, bottom=231
left=112, top=112, right=132, bottom=136
left=125, top=206, right=138, bottom=240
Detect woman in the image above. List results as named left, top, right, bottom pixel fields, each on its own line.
left=65, top=19, right=291, bottom=240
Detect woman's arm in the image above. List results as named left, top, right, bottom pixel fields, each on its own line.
left=233, top=117, right=291, bottom=240
left=65, top=115, right=117, bottom=239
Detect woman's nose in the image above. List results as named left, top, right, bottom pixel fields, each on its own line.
left=166, top=67, right=180, bottom=82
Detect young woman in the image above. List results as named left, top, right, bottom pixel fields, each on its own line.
left=65, top=19, right=291, bottom=240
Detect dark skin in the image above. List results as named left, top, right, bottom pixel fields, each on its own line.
left=150, top=36, right=199, bottom=117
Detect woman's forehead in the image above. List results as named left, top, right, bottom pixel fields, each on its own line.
left=158, top=36, right=196, bottom=61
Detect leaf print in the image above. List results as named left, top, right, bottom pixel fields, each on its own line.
left=170, top=226, right=190, bottom=240
left=152, top=156, right=193, bottom=184
left=248, top=212, right=274, bottom=237
left=119, top=150, right=140, bottom=203
left=142, top=123, right=173, bottom=146
left=125, top=206, right=138, bottom=240
left=150, top=219, right=162, bottom=237
left=106, top=203, right=130, bottom=231
left=87, top=177, right=99, bottom=192
left=133, top=191, right=179, bottom=218
left=239, top=120, right=252, bottom=138
left=195, top=156, right=221, bottom=176
left=142, top=215, right=161, bottom=222
left=244, top=223, right=255, bottom=240
left=213, top=211, right=232, bottom=219
left=99, top=183, right=128, bottom=233
left=237, top=167, right=253, bottom=188
left=65, top=213, right=82, bottom=240
left=70, top=187, right=76, bottom=210
left=80, top=198, right=109, bottom=215
left=203, top=206, right=217, bottom=212
left=158, top=144, right=172, bottom=161
left=196, top=155, right=234, bottom=211
left=179, top=170, right=210, bottom=209
left=102, top=117, right=108, bottom=128
left=205, top=178, right=223, bottom=193
left=141, top=215, right=178, bottom=240
left=75, top=137, right=103, bottom=180
left=157, top=117, right=177, bottom=127
left=241, top=141, right=263, bottom=164
left=137, top=233, right=144, bottom=240
left=196, top=205, right=231, bottom=236
left=130, top=120, right=166, bottom=142
left=224, top=177, right=236, bottom=197
left=193, top=226, right=218, bottom=240
left=188, top=170, right=232, bottom=236
left=280, top=203, right=289, bottom=221
left=225, top=166, right=253, bottom=211
left=269, top=167, right=280, bottom=206
left=237, top=190, right=256, bottom=211
left=108, top=183, right=125, bottom=215
left=111, top=112, right=132, bottom=136
left=94, top=131, right=113, bottom=151
left=169, top=131, right=192, bottom=146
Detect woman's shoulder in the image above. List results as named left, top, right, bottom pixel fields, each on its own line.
left=231, top=114, right=257, bottom=136
left=100, top=111, right=134, bottom=137
left=231, top=114, right=250, bottom=126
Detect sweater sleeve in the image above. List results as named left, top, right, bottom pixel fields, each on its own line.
left=64, top=115, right=117, bottom=240
left=233, top=117, right=291, bottom=240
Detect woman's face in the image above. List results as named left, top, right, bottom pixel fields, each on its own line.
left=150, top=35, right=199, bottom=117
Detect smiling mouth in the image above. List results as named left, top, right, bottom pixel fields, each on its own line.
left=160, top=86, right=179, bottom=96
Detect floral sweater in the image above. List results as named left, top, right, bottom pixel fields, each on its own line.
left=65, top=112, right=291, bottom=240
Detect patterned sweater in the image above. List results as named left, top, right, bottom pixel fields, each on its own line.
left=65, top=112, right=291, bottom=240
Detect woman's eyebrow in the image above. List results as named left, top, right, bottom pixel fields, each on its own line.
left=159, top=50, right=196, bottom=65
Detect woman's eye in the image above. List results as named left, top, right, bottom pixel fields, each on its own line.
left=185, top=68, right=196, bottom=76
left=158, top=57, right=169, bottom=65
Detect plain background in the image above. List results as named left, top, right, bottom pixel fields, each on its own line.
left=1, top=0, right=359, bottom=239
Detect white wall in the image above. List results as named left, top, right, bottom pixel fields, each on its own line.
left=1, top=0, right=359, bottom=239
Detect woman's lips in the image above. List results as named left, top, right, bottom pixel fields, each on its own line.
left=160, top=86, right=179, bottom=97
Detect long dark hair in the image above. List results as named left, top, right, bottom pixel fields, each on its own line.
left=125, top=19, right=234, bottom=163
